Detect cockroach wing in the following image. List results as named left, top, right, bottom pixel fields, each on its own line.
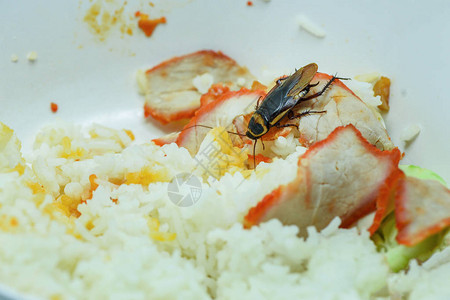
left=286, top=63, right=318, bottom=98
left=142, top=50, right=255, bottom=124
left=395, top=176, right=450, bottom=246
left=244, top=125, right=402, bottom=237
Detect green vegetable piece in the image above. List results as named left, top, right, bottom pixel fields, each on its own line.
left=372, top=213, right=446, bottom=272
left=399, top=164, right=446, bottom=186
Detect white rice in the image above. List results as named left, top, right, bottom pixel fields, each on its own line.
left=345, top=79, right=382, bottom=108
left=389, top=259, right=450, bottom=299
left=296, top=14, right=326, bottom=38
left=0, top=119, right=446, bottom=299
left=353, top=72, right=381, bottom=84
left=400, top=124, right=421, bottom=144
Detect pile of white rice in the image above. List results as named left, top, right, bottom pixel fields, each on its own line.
left=0, top=116, right=449, bottom=298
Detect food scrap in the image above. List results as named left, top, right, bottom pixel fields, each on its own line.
left=400, top=124, right=421, bottom=144
left=247, top=1, right=253, bottom=6
left=136, top=12, right=166, bottom=37
left=373, top=76, right=391, bottom=111
left=10, top=54, right=18, bottom=63
left=296, top=14, right=326, bottom=38
left=50, top=102, right=58, bottom=113
left=26, top=51, right=37, bottom=62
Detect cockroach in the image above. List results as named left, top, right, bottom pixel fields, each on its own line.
left=246, top=63, right=344, bottom=166
left=246, top=63, right=336, bottom=139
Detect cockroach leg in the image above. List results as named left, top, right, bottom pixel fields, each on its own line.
left=301, top=76, right=337, bottom=101
left=288, top=110, right=326, bottom=120
left=275, top=123, right=299, bottom=129
left=308, top=81, right=320, bottom=88
left=255, top=96, right=263, bottom=110
left=302, top=75, right=351, bottom=101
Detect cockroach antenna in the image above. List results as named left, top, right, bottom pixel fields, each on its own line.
left=182, top=124, right=247, bottom=137
left=252, top=139, right=257, bottom=169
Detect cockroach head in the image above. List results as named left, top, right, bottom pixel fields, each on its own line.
left=246, top=113, right=268, bottom=140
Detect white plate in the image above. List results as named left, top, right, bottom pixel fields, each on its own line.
left=0, top=0, right=449, bottom=297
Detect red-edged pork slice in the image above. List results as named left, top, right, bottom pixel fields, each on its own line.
left=143, top=50, right=255, bottom=124
left=244, top=125, right=402, bottom=237
left=295, top=73, right=394, bottom=150
left=395, top=176, right=450, bottom=246
left=176, top=89, right=266, bottom=155
left=152, top=132, right=180, bottom=146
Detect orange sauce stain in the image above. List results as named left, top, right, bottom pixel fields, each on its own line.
left=51, top=102, right=58, bottom=113
left=136, top=12, right=166, bottom=37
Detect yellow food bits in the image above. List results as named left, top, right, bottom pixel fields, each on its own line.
left=85, top=220, right=95, bottom=231
left=27, top=181, right=46, bottom=194
left=50, top=294, right=63, bottom=300
left=9, top=217, right=18, bottom=227
left=0, top=215, right=19, bottom=232
left=125, top=167, right=168, bottom=186
left=60, top=136, right=86, bottom=159
left=124, top=129, right=135, bottom=141
left=11, top=163, right=25, bottom=175
left=148, top=217, right=176, bottom=241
